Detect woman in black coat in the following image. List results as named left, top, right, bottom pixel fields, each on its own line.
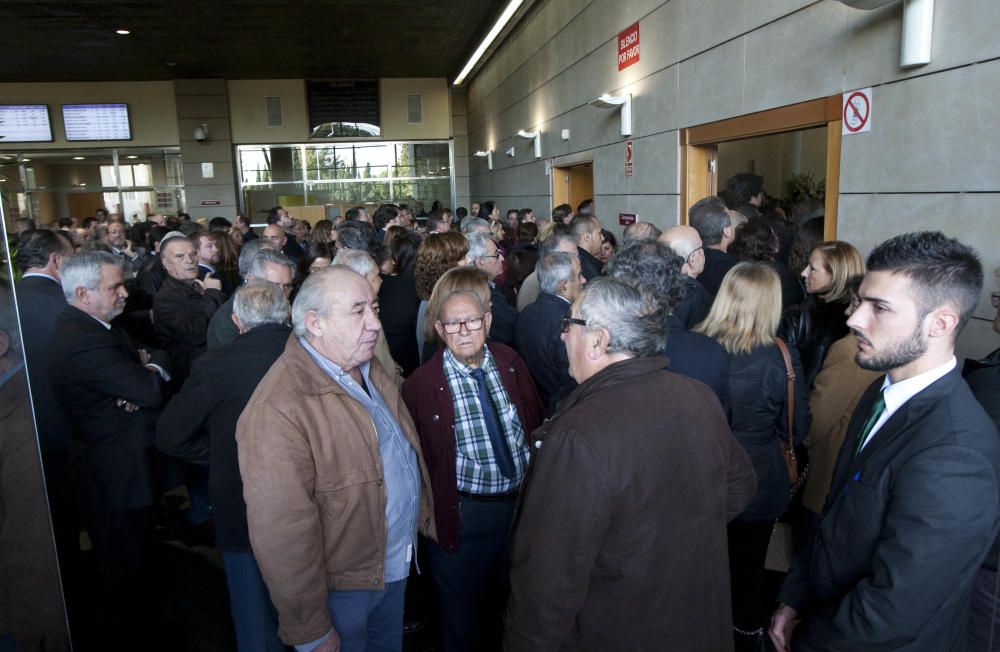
left=780, top=240, right=865, bottom=388
left=696, top=262, right=811, bottom=651
left=378, top=231, right=422, bottom=376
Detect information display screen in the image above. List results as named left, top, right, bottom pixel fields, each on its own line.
left=0, top=105, right=53, bottom=142
left=62, top=103, right=132, bottom=141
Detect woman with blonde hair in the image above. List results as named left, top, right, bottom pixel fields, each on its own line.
left=696, top=262, right=811, bottom=651
left=781, top=240, right=866, bottom=387
left=414, top=231, right=470, bottom=362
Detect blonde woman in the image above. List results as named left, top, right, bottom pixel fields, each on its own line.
left=695, top=262, right=811, bottom=651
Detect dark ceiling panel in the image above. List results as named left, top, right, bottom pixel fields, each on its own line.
left=0, top=0, right=508, bottom=82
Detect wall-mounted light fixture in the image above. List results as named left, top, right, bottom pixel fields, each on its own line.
left=900, top=0, right=934, bottom=67
left=589, top=93, right=632, bottom=137
left=473, top=150, right=494, bottom=170
left=193, top=123, right=209, bottom=143
left=516, top=130, right=541, bottom=158
left=505, top=146, right=516, bottom=158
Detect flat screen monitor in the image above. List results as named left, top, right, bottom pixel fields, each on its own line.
left=62, top=103, right=132, bottom=141
left=0, top=104, right=53, bottom=142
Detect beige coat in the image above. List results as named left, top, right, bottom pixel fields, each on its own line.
left=801, top=334, right=882, bottom=514
left=236, top=336, right=435, bottom=645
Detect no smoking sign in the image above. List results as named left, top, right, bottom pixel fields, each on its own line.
left=842, top=88, right=872, bottom=135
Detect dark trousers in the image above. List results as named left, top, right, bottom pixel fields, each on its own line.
left=728, top=520, right=775, bottom=635
left=222, top=551, right=287, bottom=652
left=426, top=495, right=517, bottom=652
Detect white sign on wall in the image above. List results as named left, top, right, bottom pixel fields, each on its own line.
left=842, top=88, right=872, bottom=135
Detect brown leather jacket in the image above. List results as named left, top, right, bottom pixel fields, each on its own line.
left=236, top=336, right=436, bottom=645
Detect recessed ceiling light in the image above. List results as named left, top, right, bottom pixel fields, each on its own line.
left=126, top=155, right=138, bottom=159
left=72, top=156, right=85, bottom=160
left=116, top=29, right=130, bottom=35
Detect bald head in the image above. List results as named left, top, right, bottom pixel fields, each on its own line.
left=659, top=226, right=704, bottom=278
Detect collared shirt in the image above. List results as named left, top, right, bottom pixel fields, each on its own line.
left=299, top=337, right=420, bottom=584
left=22, top=271, right=60, bottom=283
left=858, top=356, right=957, bottom=452
left=443, top=346, right=529, bottom=494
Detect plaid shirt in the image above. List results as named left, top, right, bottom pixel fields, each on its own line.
left=443, top=347, right=530, bottom=494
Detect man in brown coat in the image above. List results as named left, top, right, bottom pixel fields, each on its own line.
left=237, top=266, right=436, bottom=652
left=504, top=278, right=756, bottom=651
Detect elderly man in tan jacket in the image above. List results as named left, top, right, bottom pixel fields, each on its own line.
left=237, top=266, right=435, bottom=652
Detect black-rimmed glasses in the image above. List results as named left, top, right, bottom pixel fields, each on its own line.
left=440, top=316, right=485, bottom=334
left=560, top=316, right=587, bottom=333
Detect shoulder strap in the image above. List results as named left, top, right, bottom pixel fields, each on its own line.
left=774, top=337, right=795, bottom=450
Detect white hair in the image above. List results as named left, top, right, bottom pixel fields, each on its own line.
left=577, top=277, right=665, bottom=357
left=60, top=251, right=121, bottom=303
left=465, top=231, right=494, bottom=261
left=233, top=280, right=289, bottom=330
left=332, top=249, right=377, bottom=278
left=537, top=252, right=577, bottom=295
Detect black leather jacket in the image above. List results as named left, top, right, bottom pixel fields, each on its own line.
left=779, top=296, right=850, bottom=389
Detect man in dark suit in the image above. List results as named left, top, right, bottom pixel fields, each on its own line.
left=49, top=251, right=170, bottom=640
left=157, top=280, right=290, bottom=652
left=771, top=231, right=1000, bottom=652
left=468, top=231, right=517, bottom=346
left=515, top=252, right=586, bottom=414
left=569, top=215, right=604, bottom=281
left=11, top=230, right=82, bottom=610
left=689, top=196, right=737, bottom=297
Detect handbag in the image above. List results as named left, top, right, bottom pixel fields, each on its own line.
left=774, top=337, right=808, bottom=495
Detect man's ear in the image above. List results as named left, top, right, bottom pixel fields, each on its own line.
left=304, top=310, right=323, bottom=339
left=75, top=286, right=89, bottom=305
left=231, top=312, right=248, bottom=335
left=927, top=305, right=960, bottom=340
left=587, top=326, right=609, bottom=360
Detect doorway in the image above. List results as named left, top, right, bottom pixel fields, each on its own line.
left=681, top=96, right=842, bottom=239
left=551, top=161, right=593, bottom=212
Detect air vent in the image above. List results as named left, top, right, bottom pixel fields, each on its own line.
left=266, top=96, right=282, bottom=127
left=407, top=94, right=422, bottom=124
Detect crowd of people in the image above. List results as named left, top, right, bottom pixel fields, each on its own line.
left=4, top=179, right=1000, bottom=652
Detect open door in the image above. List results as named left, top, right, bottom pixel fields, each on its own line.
left=551, top=161, right=594, bottom=211
left=681, top=96, right=842, bottom=239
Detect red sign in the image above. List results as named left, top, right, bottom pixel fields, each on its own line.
left=618, top=22, right=640, bottom=71
left=619, top=213, right=637, bottom=226
left=625, top=139, right=633, bottom=177
left=842, top=88, right=872, bottom=134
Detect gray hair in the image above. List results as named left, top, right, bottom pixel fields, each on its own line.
left=622, top=222, right=662, bottom=247
left=333, top=249, right=377, bottom=278
left=248, top=248, right=296, bottom=280
left=290, top=266, right=364, bottom=338
left=465, top=231, right=494, bottom=261
left=539, top=233, right=577, bottom=256
left=238, top=238, right=274, bottom=277
left=460, top=216, right=490, bottom=234
left=233, top=280, right=289, bottom=330
left=60, top=251, right=122, bottom=303
left=576, top=277, right=666, bottom=357
left=538, top=252, right=577, bottom=295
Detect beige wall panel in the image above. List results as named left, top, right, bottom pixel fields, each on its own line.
left=677, top=38, right=746, bottom=127
left=379, top=78, right=451, bottom=140
left=228, top=79, right=309, bottom=143
left=0, top=81, right=179, bottom=149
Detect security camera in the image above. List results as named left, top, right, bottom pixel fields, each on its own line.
left=193, top=124, right=209, bottom=142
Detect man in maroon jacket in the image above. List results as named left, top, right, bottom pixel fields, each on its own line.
left=402, top=289, right=544, bottom=652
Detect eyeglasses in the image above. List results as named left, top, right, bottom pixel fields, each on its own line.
left=560, top=316, right=588, bottom=333
left=439, top=316, right=485, bottom=334
left=686, top=246, right=704, bottom=263
left=992, top=292, right=1000, bottom=308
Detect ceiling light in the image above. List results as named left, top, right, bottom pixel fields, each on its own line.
left=126, top=155, right=138, bottom=159
left=453, top=0, right=524, bottom=86
left=516, top=130, right=541, bottom=158
left=473, top=150, right=494, bottom=170
left=589, top=93, right=633, bottom=136
left=72, top=156, right=85, bottom=160
left=22, top=158, right=30, bottom=162
left=165, top=61, right=177, bottom=67
left=116, top=29, right=130, bottom=35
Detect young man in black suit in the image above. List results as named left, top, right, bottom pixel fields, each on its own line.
left=771, top=231, right=1000, bottom=652
left=49, top=251, right=170, bottom=641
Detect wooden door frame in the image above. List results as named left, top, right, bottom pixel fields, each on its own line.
left=680, top=95, right=842, bottom=239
